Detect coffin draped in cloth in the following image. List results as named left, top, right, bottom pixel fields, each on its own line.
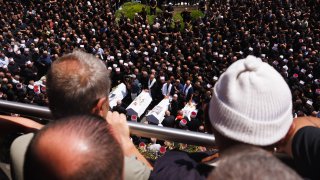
left=146, top=98, right=170, bottom=124
left=182, top=103, right=198, bottom=120
left=109, top=83, right=127, bottom=108
left=126, top=91, right=152, bottom=117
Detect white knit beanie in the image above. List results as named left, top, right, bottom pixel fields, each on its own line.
left=209, top=55, right=293, bottom=146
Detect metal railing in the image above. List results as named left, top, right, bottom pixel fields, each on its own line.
left=0, top=100, right=215, bottom=146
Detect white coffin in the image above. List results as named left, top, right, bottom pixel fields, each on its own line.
left=182, top=103, right=198, bottom=120
left=126, top=91, right=152, bottom=117
left=146, top=98, right=170, bottom=124
left=109, top=83, right=127, bottom=108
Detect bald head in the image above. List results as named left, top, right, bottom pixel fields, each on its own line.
left=186, top=80, right=191, bottom=86
left=24, top=115, right=124, bottom=180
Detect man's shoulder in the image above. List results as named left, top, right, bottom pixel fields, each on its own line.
left=11, top=133, right=34, bottom=180
left=150, top=151, right=213, bottom=180
left=163, top=116, right=175, bottom=122
left=167, top=115, right=175, bottom=121
left=124, top=156, right=151, bottom=180
left=292, top=126, right=320, bottom=179
left=134, top=79, right=140, bottom=84
left=11, top=133, right=34, bottom=158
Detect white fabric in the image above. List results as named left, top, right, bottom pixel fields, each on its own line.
left=182, top=84, right=192, bottom=95
left=149, top=144, right=161, bottom=152
left=0, top=57, right=9, bottom=67
left=146, top=98, right=170, bottom=124
left=161, top=83, right=172, bottom=96
left=126, top=91, right=152, bottom=117
left=12, top=78, right=20, bottom=84
left=182, top=103, right=198, bottom=120
left=148, top=78, right=156, bottom=89
left=209, top=55, right=293, bottom=146
left=109, top=83, right=128, bottom=108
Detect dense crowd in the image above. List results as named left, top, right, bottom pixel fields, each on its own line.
left=1, top=1, right=320, bottom=179
left=0, top=0, right=320, bottom=127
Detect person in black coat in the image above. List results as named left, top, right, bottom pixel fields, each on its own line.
left=162, top=111, right=175, bottom=128
left=169, top=94, right=180, bottom=117
left=188, top=111, right=202, bottom=132
left=112, top=100, right=127, bottom=114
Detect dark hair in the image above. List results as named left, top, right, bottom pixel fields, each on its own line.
left=24, top=115, right=123, bottom=180
left=46, top=50, right=111, bottom=119
left=208, top=145, right=302, bottom=180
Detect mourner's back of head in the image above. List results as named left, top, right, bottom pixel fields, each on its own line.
left=24, top=115, right=124, bottom=180
left=209, top=55, right=293, bottom=148
left=46, top=50, right=111, bottom=119
left=208, top=145, right=302, bottom=180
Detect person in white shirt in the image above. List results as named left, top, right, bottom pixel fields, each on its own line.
left=148, top=74, right=157, bottom=99
left=0, top=53, right=9, bottom=68
left=161, top=79, right=172, bottom=98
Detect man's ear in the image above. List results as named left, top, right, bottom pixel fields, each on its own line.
left=92, top=97, right=109, bottom=117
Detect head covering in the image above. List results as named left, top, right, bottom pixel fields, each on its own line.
left=16, top=83, right=23, bottom=90
left=179, top=119, right=187, bottom=128
left=209, top=55, right=293, bottom=146
left=190, top=111, right=197, bottom=118
left=131, top=115, right=137, bottom=122
left=41, top=86, right=46, bottom=93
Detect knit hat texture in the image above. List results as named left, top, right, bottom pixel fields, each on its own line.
left=209, top=55, right=293, bottom=146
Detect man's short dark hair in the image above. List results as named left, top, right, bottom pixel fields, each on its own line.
left=24, top=115, right=123, bottom=180
left=46, top=50, right=111, bottom=119
left=208, top=145, right=302, bottom=180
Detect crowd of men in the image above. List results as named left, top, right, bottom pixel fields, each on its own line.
left=1, top=0, right=320, bottom=179
left=0, top=0, right=319, bottom=125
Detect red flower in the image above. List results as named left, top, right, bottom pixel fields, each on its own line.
left=160, top=146, right=166, bottom=154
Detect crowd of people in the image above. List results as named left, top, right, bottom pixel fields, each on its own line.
left=5, top=48, right=319, bottom=180
left=0, top=0, right=319, bottom=122
left=1, top=0, right=320, bottom=179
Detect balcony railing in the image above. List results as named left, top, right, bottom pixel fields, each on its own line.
left=0, top=100, right=215, bottom=146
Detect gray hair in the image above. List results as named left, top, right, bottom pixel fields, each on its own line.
left=47, top=50, right=110, bottom=118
